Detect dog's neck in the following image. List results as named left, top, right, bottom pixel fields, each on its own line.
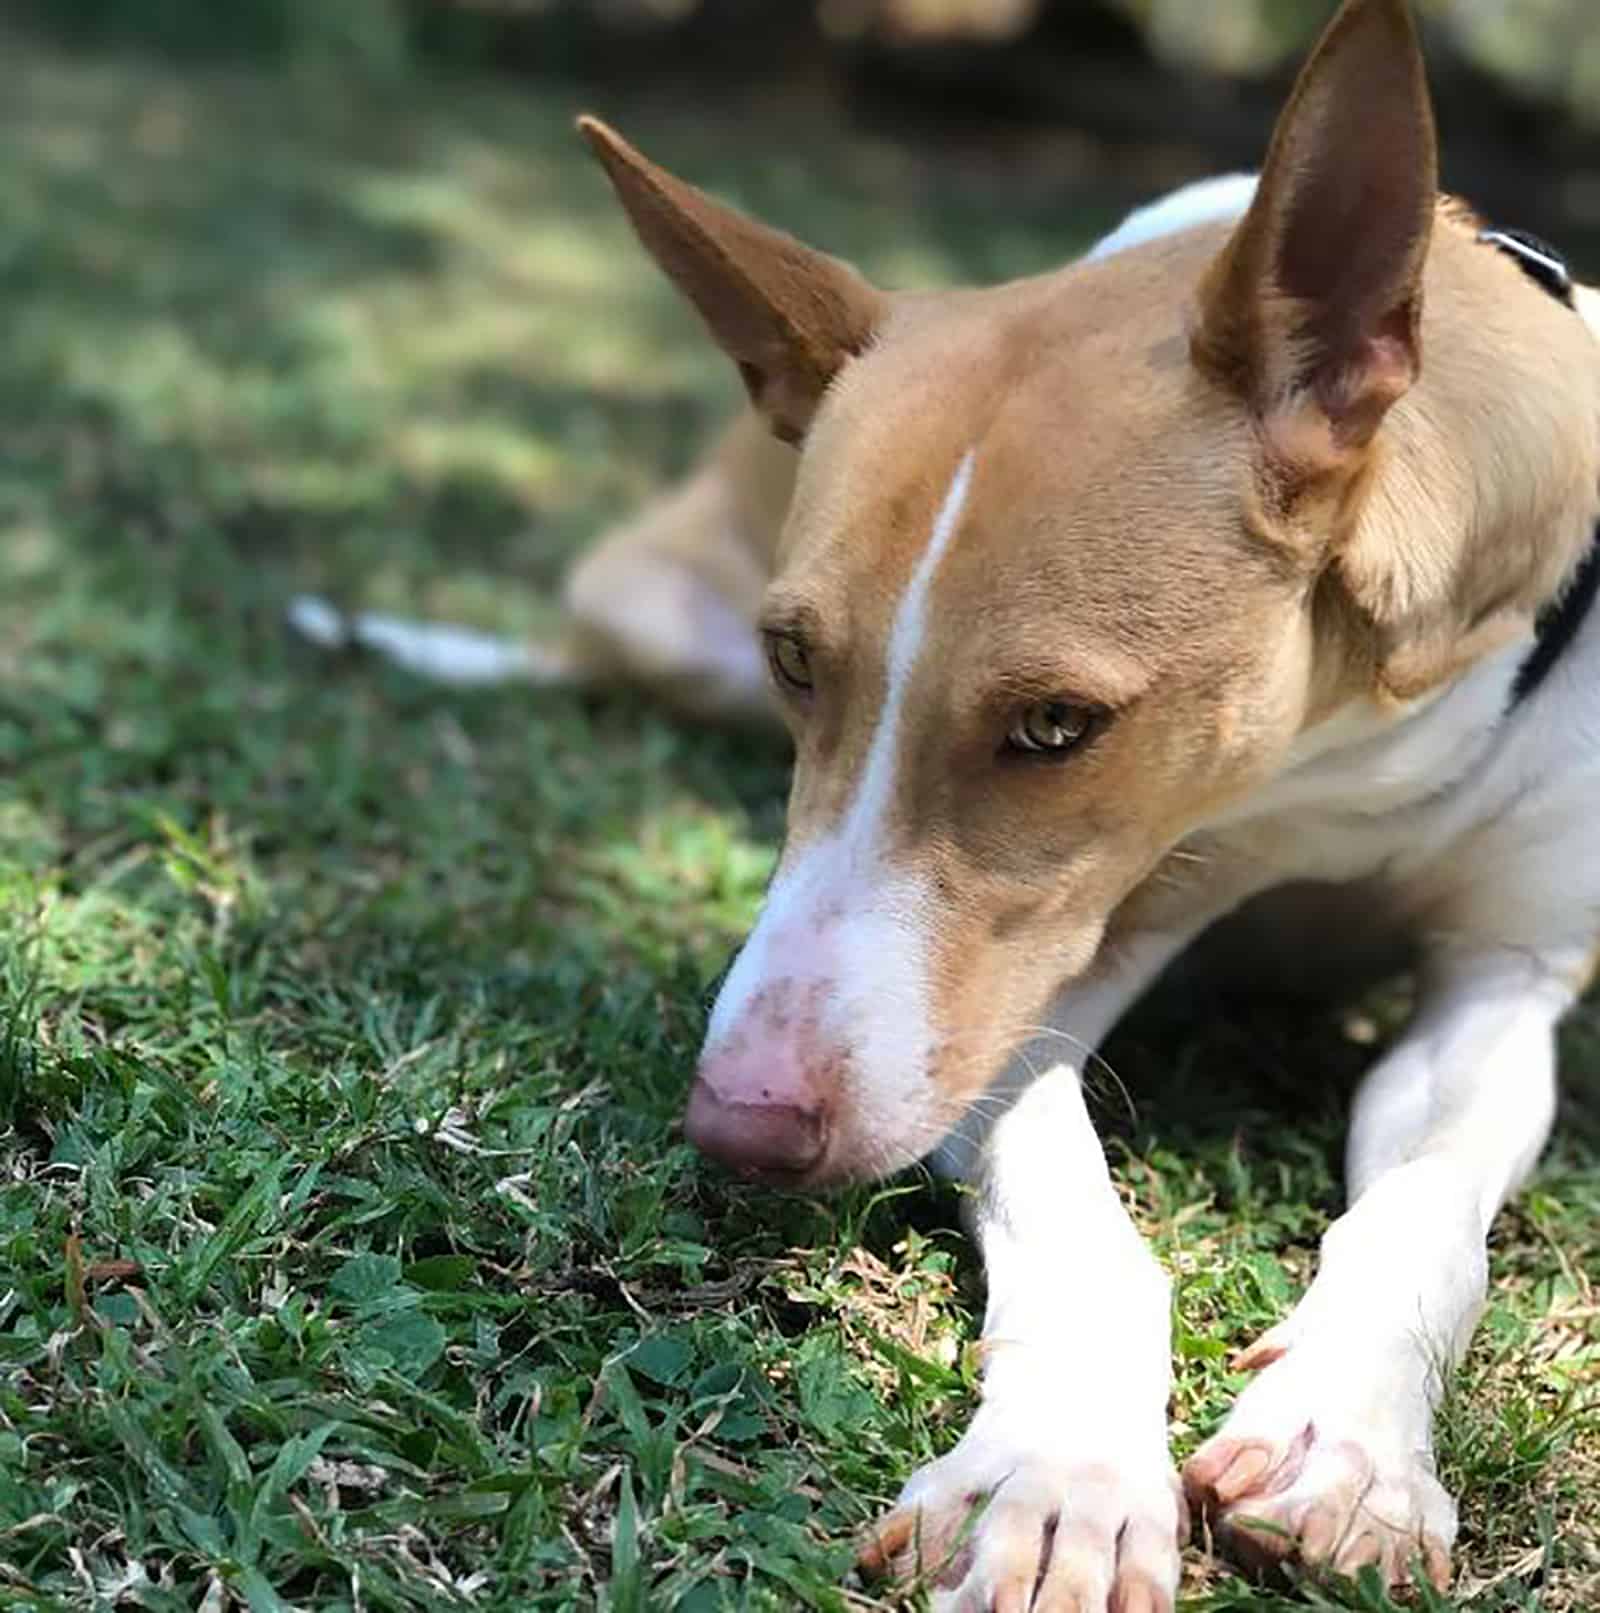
left=1321, top=206, right=1600, bottom=712
left=1180, top=208, right=1600, bottom=844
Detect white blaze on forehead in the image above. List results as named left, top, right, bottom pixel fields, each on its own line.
left=838, top=449, right=977, bottom=865
left=703, top=452, right=977, bottom=1152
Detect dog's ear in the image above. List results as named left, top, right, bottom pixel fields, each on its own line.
left=578, top=117, right=887, bottom=445
left=1193, top=0, right=1436, bottom=467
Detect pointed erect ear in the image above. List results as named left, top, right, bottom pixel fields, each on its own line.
left=577, top=116, right=888, bottom=445
left=1193, top=0, right=1438, bottom=463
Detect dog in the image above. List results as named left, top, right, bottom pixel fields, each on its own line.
left=293, top=1, right=1600, bottom=1604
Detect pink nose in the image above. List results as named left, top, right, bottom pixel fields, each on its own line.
left=683, top=1077, right=829, bottom=1180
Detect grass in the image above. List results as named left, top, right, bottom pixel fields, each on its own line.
left=0, top=24, right=1595, bottom=1612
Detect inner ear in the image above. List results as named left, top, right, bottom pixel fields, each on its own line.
left=1273, top=79, right=1433, bottom=437
left=1195, top=0, right=1437, bottom=458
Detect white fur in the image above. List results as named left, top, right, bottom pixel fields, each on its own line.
left=1088, top=173, right=1259, bottom=262
left=841, top=451, right=976, bottom=863
left=888, top=930, right=1207, bottom=1603
left=286, top=595, right=576, bottom=686
left=892, top=1066, right=1182, bottom=1609
left=1183, top=950, right=1575, bottom=1569
left=702, top=454, right=976, bottom=1161
left=1196, top=607, right=1600, bottom=948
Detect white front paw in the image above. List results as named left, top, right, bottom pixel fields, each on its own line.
left=1183, top=1337, right=1456, bottom=1592
left=859, top=1410, right=1184, bottom=1613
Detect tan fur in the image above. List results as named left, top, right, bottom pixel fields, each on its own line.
left=578, top=118, right=886, bottom=443
left=559, top=411, right=794, bottom=720
left=1334, top=219, right=1600, bottom=701
left=573, top=10, right=1600, bottom=1115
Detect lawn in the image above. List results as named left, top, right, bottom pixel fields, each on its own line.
left=0, top=25, right=1595, bottom=1612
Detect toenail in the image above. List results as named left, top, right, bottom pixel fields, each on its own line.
left=1338, top=1529, right=1382, bottom=1572
left=1215, top=1446, right=1273, bottom=1502
left=1299, top=1504, right=1340, bottom=1561
left=1111, top=1578, right=1160, bottom=1613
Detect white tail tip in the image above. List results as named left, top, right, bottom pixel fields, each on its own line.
left=286, top=594, right=583, bottom=688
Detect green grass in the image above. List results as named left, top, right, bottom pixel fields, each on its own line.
left=0, top=26, right=1596, bottom=1612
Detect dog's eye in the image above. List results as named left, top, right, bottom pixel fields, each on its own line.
left=766, top=633, right=813, bottom=694
left=1006, top=700, right=1095, bottom=758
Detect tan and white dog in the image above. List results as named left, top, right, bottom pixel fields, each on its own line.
left=293, top=1, right=1600, bottom=1604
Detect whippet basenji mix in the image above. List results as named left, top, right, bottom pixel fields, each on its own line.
left=292, top=0, right=1600, bottom=1602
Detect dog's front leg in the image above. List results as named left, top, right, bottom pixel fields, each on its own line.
left=863, top=1050, right=1184, bottom=1610
left=1183, top=946, right=1578, bottom=1592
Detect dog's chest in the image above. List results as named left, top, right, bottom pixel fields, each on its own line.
left=1196, top=602, right=1600, bottom=924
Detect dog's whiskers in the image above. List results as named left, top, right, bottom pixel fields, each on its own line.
left=932, top=1023, right=1139, bottom=1129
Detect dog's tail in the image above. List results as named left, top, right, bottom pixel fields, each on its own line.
left=287, top=413, right=787, bottom=720
left=285, top=594, right=602, bottom=688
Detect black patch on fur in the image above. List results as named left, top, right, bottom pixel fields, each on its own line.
left=1512, top=524, right=1600, bottom=706
left=1480, top=227, right=1575, bottom=308
left=1479, top=222, right=1592, bottom=705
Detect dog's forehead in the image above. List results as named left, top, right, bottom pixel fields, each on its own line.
left=942, top=371, right=1263, bottom=627
left=774, top=227, right=1260, bottom=654
left=776, top=297, right=1010, bottom=601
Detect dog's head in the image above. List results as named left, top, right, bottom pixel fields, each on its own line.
left=581, top=0, right=1597, bottom=1185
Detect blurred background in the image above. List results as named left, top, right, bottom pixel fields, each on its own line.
left=5, top=0, right=1597, bottom=620
left=11, top=1, right=1600, bottom=228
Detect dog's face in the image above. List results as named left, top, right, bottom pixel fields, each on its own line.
left=582, top=0, right=1457, bottom=1184
left=705, top=274, right=1323, bottom=1180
